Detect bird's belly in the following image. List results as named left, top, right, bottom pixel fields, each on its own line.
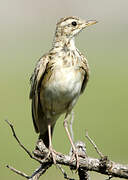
left=41, top=67, right=82, bottom=115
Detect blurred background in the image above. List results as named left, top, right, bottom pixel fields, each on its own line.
left=0, top=0, right=128, bottom=179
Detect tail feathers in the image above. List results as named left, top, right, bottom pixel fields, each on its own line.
left=39, top=124, right=55, bottom=148
left=39, top=131, right=49, bottom=148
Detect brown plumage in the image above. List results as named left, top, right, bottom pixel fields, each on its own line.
left=29, top=16, right=97, bottom=165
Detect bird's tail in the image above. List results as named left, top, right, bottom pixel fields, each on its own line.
left=31, top=96, right=56, bottom=148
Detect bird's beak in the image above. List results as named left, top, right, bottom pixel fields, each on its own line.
left=85, top=20, right=98, bottom=27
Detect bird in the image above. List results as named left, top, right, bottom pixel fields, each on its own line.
left=29, top=16, right=97, bottom=167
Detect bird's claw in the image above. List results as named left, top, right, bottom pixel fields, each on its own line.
left=48, top=146, right=57, bottom=164
left=70, top=149, right=79, bottom=170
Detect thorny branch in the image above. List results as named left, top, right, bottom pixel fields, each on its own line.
left=6, top=120, right=128, bottom=180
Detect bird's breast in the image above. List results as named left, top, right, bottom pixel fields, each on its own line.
left=45, top=66, right=82, bottom=98
left=40, top=65, right=83, bottom=116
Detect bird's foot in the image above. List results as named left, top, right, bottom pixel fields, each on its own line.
left=70, top=148, right=79, bottom=170
left=48, top=146, right=57, bottom=164
left=48, top=147, right=63, bottom=165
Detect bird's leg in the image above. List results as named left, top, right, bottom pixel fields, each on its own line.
left=48, top=124, right=56, bottom=164
left=63, top=113, right=79, bottom=169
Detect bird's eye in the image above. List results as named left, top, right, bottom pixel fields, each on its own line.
left=72, top=21, right=77, bottom=26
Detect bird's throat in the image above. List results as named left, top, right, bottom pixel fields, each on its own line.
left=53, top=36, right=76, bottom=52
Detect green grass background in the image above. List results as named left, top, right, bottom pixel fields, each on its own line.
left=0, top=0, right=128, bottom=179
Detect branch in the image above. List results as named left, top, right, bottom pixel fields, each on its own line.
left=6, top=120, right=128, bottom=180
left=6, top=164, right=52, bottom=180
left=5, top=120, right=43, bottom=164
left=85, top=131, right=104, bottom=158
left=6, top=165, right=29, bottom=178
left=57, top=164, right=75, bottom=180
left=69, top=112, right=90, bottom=180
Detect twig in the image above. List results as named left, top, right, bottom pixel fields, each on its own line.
left=6, top=165, right=29, bottom=178
left=58, top=164, right=75, bottom=180
left=6, top=164, right=52, bottom=180
left=29, top=164, right=52, bottom=180
left=5, top=120, right=53, bottom=179
left=85, top=131, right=104, bottom=158
left=5, top=119, right=43, bottom=164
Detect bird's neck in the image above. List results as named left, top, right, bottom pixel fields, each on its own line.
left=53, top=35, right=76, bottom=51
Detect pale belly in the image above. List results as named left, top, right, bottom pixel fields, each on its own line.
left=40, top=67, right=82, bottom=117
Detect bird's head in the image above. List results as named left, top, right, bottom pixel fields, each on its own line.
left=55, top=16, right=98, bottom=39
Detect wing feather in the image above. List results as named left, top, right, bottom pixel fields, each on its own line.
left=79, top=53, right=90, bottom=94
left=29, top=55, right=49, bottom=132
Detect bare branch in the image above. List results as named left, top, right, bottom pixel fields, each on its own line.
left=6, top=165, right=29, bottom=178
left=29, top=164, right=52, bottom=180
left=58, top=164, right=75, bottom=180
left=6, top=164, right=52, bottom=180
left=34, top=150, right=128, bottom=179
left=6, top=120, right=128, bottom=180
left=5, top=119, right=43, bottom=164
left=85, top=131, right=104, bottom=158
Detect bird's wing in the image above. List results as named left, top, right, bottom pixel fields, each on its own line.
left=29, top=54, right=49, bottom=133
left=80, top=53, right=90, bottom=94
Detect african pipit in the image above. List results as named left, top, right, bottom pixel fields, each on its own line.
left=29, top=16, right=97, bottom=167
